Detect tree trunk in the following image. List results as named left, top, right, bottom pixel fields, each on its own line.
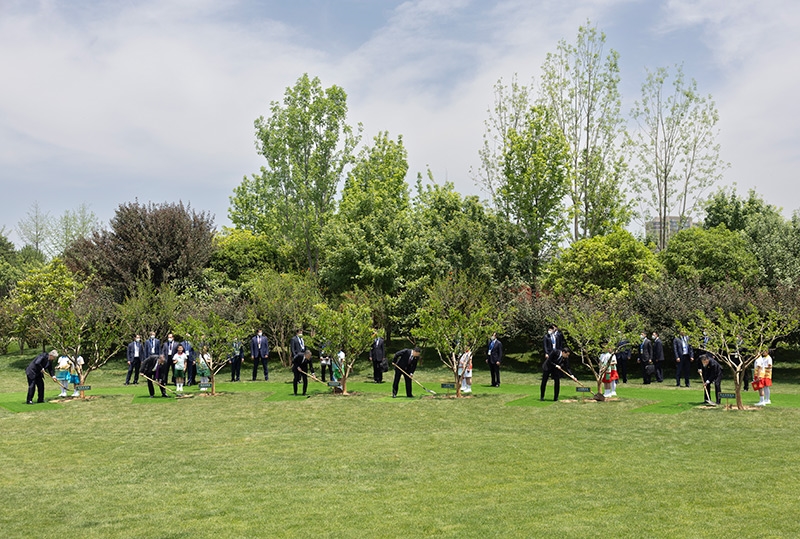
left=211, top=371, right=217, bottom=396
left=734, top=369, right=744, bottom=410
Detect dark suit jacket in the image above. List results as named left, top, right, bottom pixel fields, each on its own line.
left=544, top=350, right=572, bottom=376
left=292, top=352, right=314, bottom=373
left=141, top=355, right=160, bottom=377
left=290, top=335, right=305, bottom=358
left=127, top=341, right=144, bottom=362
left=370, top=338, right=385, bottom=362
left=26, top=353, right=54, bottom=377
left=251, top=335, right=269, bottom=358
left=393, top=349, right=418, bottom=374
left=652, top=338, right=664, bottom=362
left=543, top=333, right=557, bottom=356
left=701, top=358, right=723, bottom=382
left=673, top=336, right=693, bottom=359
left=639, top=338, right=653, bottom=362
left=161, top=340, right=177, bottom=359
left=488, top=339, right=503, bottom=365
left=554, top=331, right=566, bottom=350
left=145, top=338, right=161, bottom=357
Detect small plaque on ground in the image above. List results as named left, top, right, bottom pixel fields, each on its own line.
left=76, top=385, right=91, bottom=391
left=327, top=381, right=341, bottom=388
left=441, top=383, right=456, bottom=389
left=576, top=387, right=592, bottom=393
left=719, top=392, right=736, bottom=399
left=199, top=383, right=212, bottom=389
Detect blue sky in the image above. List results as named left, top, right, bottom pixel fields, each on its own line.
left=1, top=0, right=798, bottom=244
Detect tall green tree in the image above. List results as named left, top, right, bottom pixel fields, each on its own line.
left=229, top=74, right=360, bottom=272
left=539, top=21, right=630, bottom=241
left=475, top=75, right=533, bottom=209
left=501, top=105, right=571, bottom=275
left=320, top=132, right=410, bottom=296
left=630, top=64, right=728, bottom=250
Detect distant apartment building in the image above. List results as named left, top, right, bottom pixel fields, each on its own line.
left=645, top=216, right=693, bottom=244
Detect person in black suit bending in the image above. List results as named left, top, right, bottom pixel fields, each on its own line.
left=392, top=347, right=421, bottom=398
left=251, top=329, right=270, bottom=381
left=141, top=355, right=168, bottom=398
left=540, top=347, right=573, bottom=401
left=26, top=350, right=58, bottom=404
left=369, top=332, right=386, bottom=383
left=487, top=332, right=503, bottom=387
left=292, top=348, right=315, bottom=396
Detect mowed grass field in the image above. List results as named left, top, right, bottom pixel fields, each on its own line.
left=2, top=351, right=800, bottom=538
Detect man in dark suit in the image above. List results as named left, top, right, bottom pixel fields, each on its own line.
left=251, top=329, right=270, bottom=381
left=540, top=347, right=572, bottom=401
left=637, top=332, right=653, bottom=384
left=292, top=348, right=315, bottom=396
left=290, top=328, right=305, bottom=359
left=487, top=332, right=503, bottom=387
left=229, top=339, right=244, bottom=382
left=181, top=334, right=196, bottom=386
left=672, top=330, right=693, bottom=388
left=26, top=350, right=58, bottom=404
left=145, top=331, right=161, bottom=365
left=141, top=355, right=168, bottom=398
left=125, top=334, right=144, bottom=385
left=543, top=325, right=558, bottom=361
left=652, top=331, right=665, bottom=383
left=160, top=333, right=177, bottom=385
left=699, top=354, right=723, bottom=404
left=392, top=347, right=421, bottom=398
left=369, top=332, right=386, bottom=383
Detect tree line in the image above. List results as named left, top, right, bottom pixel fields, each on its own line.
left=2, top=22, right=799, bottom=408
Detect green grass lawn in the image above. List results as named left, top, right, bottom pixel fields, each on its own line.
left=2, top=351, right=799, bottom=538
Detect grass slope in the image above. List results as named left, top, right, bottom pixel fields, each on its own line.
left=1, top=352, right=799, bottom=538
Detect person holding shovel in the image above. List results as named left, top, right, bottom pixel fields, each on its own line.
left=392, top=347, right=421, bottom=398
left=698, top=354, right=723, bottom=405
left=25, top=350, right=58, bottom=404
left=540, top=347, right=573, bottom=402
left=142, top=355, right=168, bottom=398
left=292, top=348, right=315, bottom=396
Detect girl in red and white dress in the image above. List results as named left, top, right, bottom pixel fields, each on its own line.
left=754, top=349, right=773, bottom=406
left=600, top=347, right=619, bottom=398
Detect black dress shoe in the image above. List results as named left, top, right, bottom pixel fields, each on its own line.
left=392, top=393, right=397, bottom=398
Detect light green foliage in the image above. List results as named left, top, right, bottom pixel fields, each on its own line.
left=46, top=202, right=98, bottom=258
left=412, top=273, right=505, bottom=395
left=703, top=186, right=780, bottom=232
left=229, top=73, right=360, bottom=272
left=243, top=270, right=321, bottom=366
left=543, top=228, right=662, bottom=299
left=539, top=21, right=630, bottom=240
left=210, top=228, right=282, bottom=282
left=475, top=75, right=534, bottom=208
left=502, top=105, right=571, bottom=273
left=660, top=226, right=759, bottom=287
left=631, top=64, right=728, bottom=250
left=684, top=300, right=800, bottom=409
left=320, top=132, right=410, bottom=297
left=16, top=201, right=51, bottom=258
left=310, top=298, right=375, bottom=394
left=555, top=296, right=643, bottom=391
left=14, top=260, right=122, bottom=383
